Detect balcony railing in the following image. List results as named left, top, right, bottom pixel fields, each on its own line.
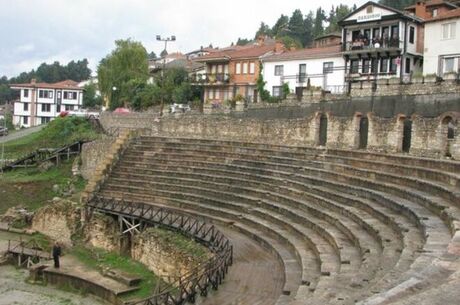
left=343, top=38, right=402, bottom=52
left=190, top=73, right=230, bottom=84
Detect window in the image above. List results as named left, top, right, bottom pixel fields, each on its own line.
left=64, top=105, right=75, bottom=111
left=299, top=64, right=306, bottom=82
left=23, top=89, right=29, bottom=98
left=409, top=26, right=415, bottom=44
left=208, top=89, right=214, bottom=99
left=242, top=62, right=248, bottom=74
left=445, top=58, right=455, bottom=72
left=63, top=91, right=77, bottom=100
left=249, top=62, right=255, bottom=74
left=371, top=59, right=378, bottom=74
left=391, top=25, right=399, bottom=39
left=274, top=65, right=284, bottom=76
left=41, top=117, right=51, bottom=124
left=23, top=116, right=28, bottom=125
left=390, top=57, right=398, bottom=74
left=323, top=62, right=334, bottom=74
left=366, top=5, right=373, bottom=13
left=235, top=63, right=241, bottom=74
left=211, top=65, right=217, bottom=74
left=442, top=22, right=456, bottom=40
left=39, top=90, right=53, bottom=99
left=432, top=9, right=438, bottom=17
left=217, top=65, right=223, bottom=73
left=272, top=86, right=282, bottom=97
left=350, top=60, right=359, bottom=74
left=23, top=103, right=29, bottom=111
left=380, top=58, right=389, bottom=73
left=362, top=59, right=371, bottom=74
left=41, top=104, right=51, bottom=112
left=405, top=58, right=411, bottom=74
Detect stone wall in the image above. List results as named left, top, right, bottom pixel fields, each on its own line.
left=80, top=137, right=115, bottom=180
left=131, top=228, right=211, bottom=283
left=350, top=78, right=460, bottom=98
left=84, top=213, right=119, bottom=252
left=31, top=200, right=82, bottom=247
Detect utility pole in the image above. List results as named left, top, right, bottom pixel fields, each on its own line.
left=156, top=35, right=176, bottom=116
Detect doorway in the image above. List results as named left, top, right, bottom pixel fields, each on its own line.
left=319, top=114, right=328, bottom=146
left=359, top=117, right=369, bottom=149
left=402, top=119, right=412, bottom=153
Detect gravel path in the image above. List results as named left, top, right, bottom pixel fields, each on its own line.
left=0, top=125, right=44, bottom=144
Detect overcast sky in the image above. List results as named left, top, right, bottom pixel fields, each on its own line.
left=0, top=0, right=367, bottom=78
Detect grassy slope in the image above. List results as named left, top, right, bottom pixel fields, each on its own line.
left=71, top=246, right=163, bottom=300
left=2, top=116, right=99, bottom=160
left=0, top=117, right=95, bottom=213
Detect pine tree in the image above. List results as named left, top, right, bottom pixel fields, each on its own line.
left=272, top=14, right=289, bottom=37
left=313, top=7, right=326, bottom=39
left=302, top=12, right=314, bottom=47
left=255, top=22, right=272, bottom=39
left=288, top=9, right=305, bottom=45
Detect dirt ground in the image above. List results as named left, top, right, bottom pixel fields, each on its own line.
left=0, top=231, right=105, bottom=305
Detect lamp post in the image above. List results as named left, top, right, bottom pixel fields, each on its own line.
left=156, top=35, right=176, bottom=116
left=111, top=86, right=117, bottom=109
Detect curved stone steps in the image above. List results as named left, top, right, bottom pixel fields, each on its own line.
left=99, top=189, right=311, bottom=299
left=102, top=180, right=342, bottom=287
left=113, top=159, right=419, bottom=301
left=120, top=150, right=446, bottom=297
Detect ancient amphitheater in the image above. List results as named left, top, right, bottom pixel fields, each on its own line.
left=83, top=96, right=460, bottom=305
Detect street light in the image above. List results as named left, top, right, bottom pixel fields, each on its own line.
left=156, top=35, right=176, bottom=116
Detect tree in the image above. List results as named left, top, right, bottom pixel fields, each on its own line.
left=302, top=12, right=315, bottom=47
left=288, top=9, right=305, bottom=45
left=255, top=22, right=272, bottom=39
left=326, top=5, right=353, bottom=33
left=82, top=83, right=102, bottom=108
left=256, top=64, right=270, bottom=102
left=277, top=36, right=302, bottom=50
left=97, top=39, right=149, bottom=110
left=313, top=7, right=326, bottom=39
left=272, top=14, right=289, bottom=37
left=148, top=51, right=157, bottom=60
left=236, top=38, right=251, bottom=46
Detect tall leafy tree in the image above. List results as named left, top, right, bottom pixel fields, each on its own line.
left=97, top=39, right=149, bottom=110
left=272, top=14, right=289, bottom=37
left=302, top=12, right=315, bottom=47
left=326, top=4, right=353, bottom=33
left=313, top=7, right=326, bottom=39
left=236, top=38, right=251, bottom=46
left=255, top=22, right=272, bottom=39
left=288, top=9, right=306, bottom=45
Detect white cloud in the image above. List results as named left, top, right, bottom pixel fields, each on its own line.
left=0, top=0, right=367, bottom=78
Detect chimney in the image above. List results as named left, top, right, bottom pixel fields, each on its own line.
left=274, top=41, right=285, bottom=53
left=415, top=1, right=429, bottom=19
left=257, top=35, right=266, bottom=46
left=31, top=78, right=36, bottom=85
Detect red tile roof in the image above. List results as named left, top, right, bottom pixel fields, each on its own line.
left=196, top=43, right=280, bottom=61
left=263, top=45, right=342, bottom=62
left=405, top=0, right=457, bottom=9
left=10, top=79, right=82, bottom=90
left=425, top=7, right=460, bottom=22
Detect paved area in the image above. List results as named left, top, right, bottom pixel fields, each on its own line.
left=197, top=227, right=284, bottom=305
left=0, top=125, right=44, bottom=144
left=0, top=265, right=104, bottom=305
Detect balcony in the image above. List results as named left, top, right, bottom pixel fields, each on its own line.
left=190, top=73, right=230, bottom=85
left=343, top=39, right=402, bottom=57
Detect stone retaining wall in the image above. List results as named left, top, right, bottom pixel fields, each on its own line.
left=80, top=137, right=116, bottom=180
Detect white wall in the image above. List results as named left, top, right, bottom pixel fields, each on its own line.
left=344, top=4, right=397, bottom=22
left=263, top=56, right=346, bottom=95
left=424, top=19, right=460, bottom=75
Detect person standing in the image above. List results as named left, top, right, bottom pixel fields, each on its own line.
left=52, top=241, right=62, bottom=268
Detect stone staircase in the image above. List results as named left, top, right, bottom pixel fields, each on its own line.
left=96, top=135, right=460, bottom=305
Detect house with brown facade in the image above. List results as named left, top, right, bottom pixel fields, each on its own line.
left=192, top=38, right=284, bottom=104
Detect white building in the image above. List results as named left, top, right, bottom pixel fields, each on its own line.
left=423, top=8, right=460, bottom=76
left=10, top=79, right=83, bottom=128
left=338, top=1, right=424, bottom=84
left=262, top=45, right=346, bottom=96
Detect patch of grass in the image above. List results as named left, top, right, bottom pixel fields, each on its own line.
left=150, top=227, right=209, bottom=259
left=3, top=116, right=100, bottom=159
left=29, top=232, right=52, bottom=252
left=71, top=245, right=163, bottom=300
left=0, top=159, right=75, bottom=214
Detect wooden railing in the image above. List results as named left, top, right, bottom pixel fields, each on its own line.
left=1, top=140, right=85, bottom=172
left=87, top=196, right=233, bottom=305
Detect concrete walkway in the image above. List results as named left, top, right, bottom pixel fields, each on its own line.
left=0, top=125, right=44, bottom=144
